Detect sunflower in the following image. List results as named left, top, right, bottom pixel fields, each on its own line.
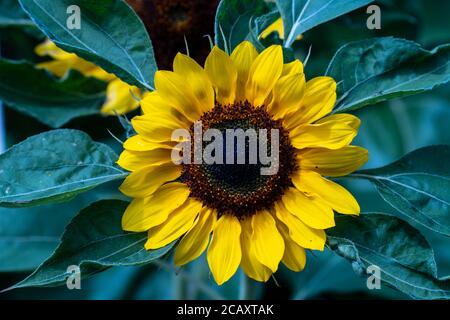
left=118, top=41, right=368, bottom=285
left=126, top=0, right=219, bottom=69
left=260, top=17, right=303, bottom=41
left=35, top=40, right=142, bottom=115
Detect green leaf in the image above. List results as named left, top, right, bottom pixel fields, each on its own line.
left=0, top=59, right=107, bottom=128
left=18, top=0, right=157, bottom=89
left=0, top=0, right=36, bottom=28
left=0, top=180, right=123, bottom=272
left=276, top=0, right=373, bottom=48
left=6, top=200, right=174, bottom=289
left=0, top=206, right=68, bottom=272
left=353, top=87, right=450, bottom=168
left=418, top=1, right=450, bottom=45
left=349, top=145, right=450, bottom=237
left=289, top=250, right=368, bottom=299
left=0, top=129, right=127, bottom=207
left=328, top=213, right=450, bottom=299
left=327, top=37, right=450, bottom=113
left=215, top=0, right=272, bottom=52
left=253, top=8, right=280, bottom=38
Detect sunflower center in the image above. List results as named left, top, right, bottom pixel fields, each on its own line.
left=153, top=0, right=192, bottom=33
left=181, top=101, right=297, bottom=218
left=167, top=3, right=191, bottom=31
left=126, top=0, right=218, bottom=69
left=168, top=5, right=187, bottom=19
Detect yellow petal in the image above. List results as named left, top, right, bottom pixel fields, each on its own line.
left=299, top=146, right=369, bottom=177
left=277, top=221, right=307, bottom=272
left=154, top=71, right=204, bottom=122
left=140, top=92, right=169, bottom=115
left=293, top=170, right=360, bottom=215
left=267, top=73, right=305, bottom=120
left=259, top=18, right=284, bottom=39
left=84, top=65, right=115, bottom=82
left=173, top=53, right=214, bottom=113
left=316, top=113, right=361, bottom=130
left=240, top=217, right=272, bottom=282
left=123, top=135, right=174, bottom=152
left=117, top=149, right=173, bottom=171
left=35, top=40, right=115, bottom=82
left=36, top=60, right=73, bottom=77
left=289, top=116, right=359, bottom=150
left=246, top=45, right=283, bottom=106
left=66, top=58, right=114, bottom=81
left=174, top=207, right=217, bottom=266
left=274, top=201, right=326, bottom=250
left=251, top=210, right=284, bottom=272
left=140, top=92, right=190, bottom=126
left=205, top=46, right=238, bottom=105
left=282, top=187, right=335, bottom=229
left=145, top=198, right=203, bottom=249
left=120, top=197, right=145, bottom=226
left=121, top=182, right=190, bottom=232
left=131, top=114, right=186, bottom=143
left=282, top=60, right=304, bottom=77
left=230, top=41, right=258, bottom=102
left=207, top=214, right=242, bottom=285
left=284, top=77, right=336, bottom=130
left=35, top=40, right=74, bottom=60
left=119, top=164, right=181, bottom=198
left=101, top=79, right=141, bottom=115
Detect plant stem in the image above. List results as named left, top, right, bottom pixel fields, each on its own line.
left=173, top=270, right=185, bottom=300
left=0, top=42, right=5, bottom=153
left=238, top=269, right=250, bottom=300
left=0, top=102, right=5, bottom=153
left=154, top=260, right=225, bottom=300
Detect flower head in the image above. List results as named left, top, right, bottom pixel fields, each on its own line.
left=259, top=17, right=303, bottom=41
left=35, top=40, right=142, bottom=115
left=126, top=0, right=218, bottom=69
left=118, top=41, right=368, bottom=285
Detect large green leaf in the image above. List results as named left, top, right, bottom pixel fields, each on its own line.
left=0, top=181, right=123, bottom=272
left=0, top=59, right=107, bottom=127
left=6, top=200, right=174, bottom=289
left=0, top=129, right=127, bottom=207
left=328, top=213, right=450, bottom=299
left=353, top=87, right=450, bottom=168
left=418, top=1, right=450, bottom=45
left=348, top=146, right=450, bottom=236
left=0, top=206, right=67, bottom=272
left=327, top=37, right=450, bottom=113
left=276, top=0, right=373, bottom=48
left=288, top=250, right=369, bottom=299
left=215, top=0, right=272, bottom=52
left=0, top=0, right=35, bottom=28
left=18, top=0, right=157, bottom=89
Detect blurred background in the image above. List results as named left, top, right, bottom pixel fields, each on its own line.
left=0, top=0, right=449, bottom=299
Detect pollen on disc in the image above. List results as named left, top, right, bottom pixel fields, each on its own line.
left=181, top=101, right=297, bottom=218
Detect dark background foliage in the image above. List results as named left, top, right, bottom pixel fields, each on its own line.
left=0, top=0, right=449, bottom=299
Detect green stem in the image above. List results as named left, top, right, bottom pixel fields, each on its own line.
left=154, top=260, right=225, bottom=300
left=238, top=269, right=250, bottom=300
left=173, top=271, right=185, bottom=300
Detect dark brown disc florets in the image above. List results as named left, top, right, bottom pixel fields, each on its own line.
left=126, top=0, right=219, bottom=69
left=181, top=101, right=297, bottom=218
